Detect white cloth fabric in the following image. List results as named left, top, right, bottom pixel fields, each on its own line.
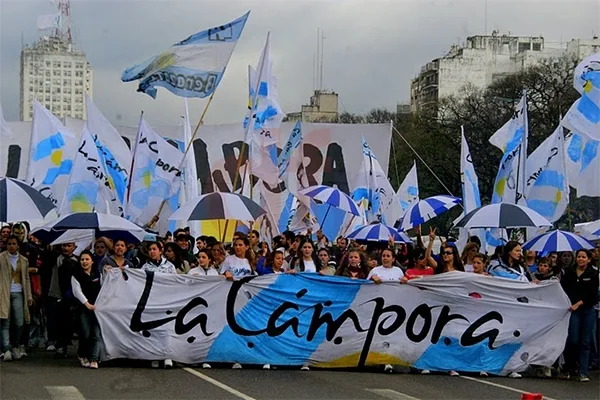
left=367, top=266, right=404, bottom=282
left=141, top=258, right=176, bottom=274
left=188, top=267, right=219, bottom=277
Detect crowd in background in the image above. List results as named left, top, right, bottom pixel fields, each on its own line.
left=0, top=221, right=598, bottom=381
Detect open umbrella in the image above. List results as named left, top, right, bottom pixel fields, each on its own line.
left=454, top=203, right=552, bottom=229
left=169, top=192, right=266, bottom=222
left=347, top=223, right=412, bottom=243
left=299, top=185, right=360, bottom=228
left=575, top=220, right=600, bottom=237
left=523, top=230, right=596, bottom=253
left=0, top=177, right=56, bottom=222
left=396, top=195, right=461, bottom=232
left=31, top=212, right=146, bottom=244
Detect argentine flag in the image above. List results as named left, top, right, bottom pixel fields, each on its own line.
left=122, top=12, right=249, bottom=99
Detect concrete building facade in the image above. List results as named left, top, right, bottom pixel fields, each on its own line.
left=410, top=33, right=598, bottom=113
left=286, top=90, right=339, bottom=122
left=20, top=35, right=93, bottom=121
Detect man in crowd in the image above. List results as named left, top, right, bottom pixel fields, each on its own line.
left=0, top=235, right=33, bottom=361
left=0, top=225, right=11, bottom=252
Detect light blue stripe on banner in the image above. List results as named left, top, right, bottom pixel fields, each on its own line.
left=578, top=94, right=600, bottom=123
left=413, top=337, right=520, bottom=374
left=206, top=274, right=362, bottom=365
left=533, top=170, right=565, bottom=189
left=527, top=199, right=558, bottom=219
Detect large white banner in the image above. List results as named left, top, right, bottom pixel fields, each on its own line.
left=96, top=270, right=569, bottom=375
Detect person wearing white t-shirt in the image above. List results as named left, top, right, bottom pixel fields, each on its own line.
left=291, top=240, right=322, bottom=274
left=367, top=248, right=405, bottom=283
left=367, top=248, right=405, bottom=374
left=220, top=238, right=255, bottom=281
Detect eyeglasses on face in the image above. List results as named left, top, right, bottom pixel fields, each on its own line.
left=442, top=251, right=454, bottom=256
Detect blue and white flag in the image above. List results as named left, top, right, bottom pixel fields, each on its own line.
left=245, top=34, right=284, bottom=186
left=525, top=125, right=569, bottom=222
left=85, top=95, right=131, bottom=215
left=352, top=137, right=395, bottom=223
left=121, top=12, right=249, bottom=99
left=565, top=131, right=600, bottom=198
left=59, top=127, right=117, bottom=215
left=491, top=92, right=528, bottom=205
left=126, top=118, right=184, bottom=229
left=383, top=161, right=418, bottom=225
left=563, top=54, right=600, bottom=141
left=26, top=101, right=77, bottom=207
left=182, top=99, right=201, bottom=238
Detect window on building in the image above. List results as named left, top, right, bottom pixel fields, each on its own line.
left=63, top=96, right=70, bottom=102
left=29, top=111, right=33, bottom=118
left=518, top=42, right=531, bottom=53
left=53, top=79, right=60, bottom=85
left=29, top=87, right=33, bottom=92
left=75, top=71, right=83, bottom=77
left=45, top=96, right=51, bottom=102
left=45, top=87, right=50, bottom=93
left=64, top=70, right=71, bottom=76
left=76, top=62, right=83, bottom=69
left=53, top=96, right=60, bottom=102
left=53, top=61, right=61, bottom=68
left=75, top=97, right=83, bottom=103
left=64, top=87, right=71, bottom=94
left=64, top=104, right=71, bottom=111
left=63, top=62, right=71, bottom=68
left=46, top=61, right=51, bottom=67
left=75, top=113, right=83, bottom=119
left=53, top=70, right=61, bottom=76
left=532, top=43, right=541, bottom=51
left=45, top=71, right=51, bottom=77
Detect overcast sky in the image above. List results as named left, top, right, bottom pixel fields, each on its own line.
left=1, top=0, right=599, bottom=127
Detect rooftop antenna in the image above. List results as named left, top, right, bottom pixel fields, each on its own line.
left=319, top=30, right=325, bottom=91
left=316, top=28, right=320, bottom=93
left=484, top=0, right=488, bottom=35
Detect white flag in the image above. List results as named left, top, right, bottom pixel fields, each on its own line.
left=59, top=127, right=117, bottom=215
left=85, top=95, right=131, bottom=215
left=182, top=99, right=201, bottom=238
left=0, top=104, right=13, bottom=139
left=126, top=118, right=184, bottom=229
left=525, top=125, right=569, bottom=222
left=37, top=12, right=61, bottom=30
left=383, top=161, right=418, bottom=225
left=27, top=101, right=77, bottom=207
left=564, top=131, right=600, bottom=198
left=491, top=91, right=528, bottom=205
left=352, top=137, right=395, bottom=223
left=245, top=34, right=284, bottom=186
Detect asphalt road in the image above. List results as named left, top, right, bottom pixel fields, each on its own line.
left=1, top=348, right=599, bottom=400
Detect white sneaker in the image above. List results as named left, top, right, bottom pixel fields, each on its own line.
left=384, top=364, right=394, bottom=373
left=18, top=345, right=27, bottom=357
left=449, top=370, right=460, bottom=377
left=164, top=359, right=173, bottom=369
left=420, top=369, right=430, bottom=375
left=232, top=363, right=242, bottom=369
left=46, top=344, right=56, bottom=351
left=508, top=371, right=522, bottom=379
left=151, top=361, right=160, bottom=368
left=1, top=350, right=12, bottom=361
left=202, top=363, right=211, bottom=369
left=543, top=366, right=552, bottom=378
left=12, top=348, right=23, bottom=360
left=79, top=357, right=90, bottom=368
left=300, top=363, right=310, bottom=371
left=263, top=364, right=271, bottom=370
left=479, top=371, right=488, bottom=377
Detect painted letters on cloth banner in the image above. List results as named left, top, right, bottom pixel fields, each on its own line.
left=96, top=270, right=569, bottom=375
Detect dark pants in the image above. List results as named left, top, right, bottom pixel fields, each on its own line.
left=564, top=306, right=596, bottom=377
left=77, top=310, right=101, bottom=362
left=47, top=297, right=73, bottom=350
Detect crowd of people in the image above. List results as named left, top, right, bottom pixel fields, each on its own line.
left=0, top=221, right=598, bottom=382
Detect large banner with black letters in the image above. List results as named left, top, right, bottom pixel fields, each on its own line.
left=95, top=270, right=570, bottom=375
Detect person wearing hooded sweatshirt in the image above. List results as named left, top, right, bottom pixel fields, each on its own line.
left=0, top=235, right=32, bottom=361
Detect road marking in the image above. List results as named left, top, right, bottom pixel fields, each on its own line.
left=183, top=367, right=257, bottom=400
left=366, top=388, right=421, bottom=400
left=459, top=376, right=558, bottom=400
left=46, top=386, right=86, bottom=400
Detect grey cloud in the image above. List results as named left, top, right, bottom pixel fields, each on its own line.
left=1, top=0, right=598, bottom=128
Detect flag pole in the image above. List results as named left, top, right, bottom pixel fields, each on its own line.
left=146, top=91, right=216, bottom=230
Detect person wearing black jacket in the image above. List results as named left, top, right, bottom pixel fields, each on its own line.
left=560, top=249, right=600, bottom=382
left=71, top=250, right=102, bottom=369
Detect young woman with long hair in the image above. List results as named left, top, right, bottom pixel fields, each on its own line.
left=560, top=249, right=600, bottom=382
left=461, top=242, right=480, bottom=272
left=188, top=249, right=219, bottom=276
left=220, top=237, right=256, bottom=283
left=368, top=248, right=404, bottom=284
left=487, top=241, right=531, bottom=282
left=336, top=248, right=369, bottom=279
left=256, top=250, right=288, bottom=275
left=164, top=242, right=190, bottom=275
left=211, top=242, right=227, bottom=271
left=317, top=248, right=336, bottom=276
left=100, top=239, right=134, bottom=274
left=431, top=244, right=464, bottom=275
left=404, top=247, right=435, bottom=280
left=70, top=250, right=101, bottom=369
left=291, top=240, right=322, bottom=273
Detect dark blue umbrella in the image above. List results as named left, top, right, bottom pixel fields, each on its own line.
left=0, top=177, right=56, bottom=222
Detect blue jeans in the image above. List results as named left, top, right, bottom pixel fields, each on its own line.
left=0, top=318, right=9, bottom=353
left=565, top=306, right=596, bottom=376
left=78, top=310, right=101, bottom=362
left=9, top=292, right=25, bottom=348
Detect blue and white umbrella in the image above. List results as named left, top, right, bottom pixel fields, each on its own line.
left=523, top=230, right=596, bottom=253
left=347, top=223, right=412, bottom=243
left=396, top=195, right=461, bottom=232
left=0, top=177, right=56, bottom=223
left=576, top=220, right=600, bottom=237
left=299, top=185, right=360, bottom=216
left=31, top=212, right=146, bottom=244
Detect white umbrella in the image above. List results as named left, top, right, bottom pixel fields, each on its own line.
left=170, top=192, right=266, bottom=222
left=454, top=203, right=552, bottom=229
left=0, top=177, right=57, bottom=222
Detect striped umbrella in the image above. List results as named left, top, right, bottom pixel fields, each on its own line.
left=0, top=177, right=56, bottom=222
left=346, top=223, right=412, bottom=243
left=397, top=195, right=461, bottom=232
left=523, top=230, right=596, bottom=253
left=299, top=185, right=360, bottom=228
left=169, top=192, right=266, bottom=222
left=576, top=220, right=600, bottom=237
left=454, top=203, right=552, bottom=229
